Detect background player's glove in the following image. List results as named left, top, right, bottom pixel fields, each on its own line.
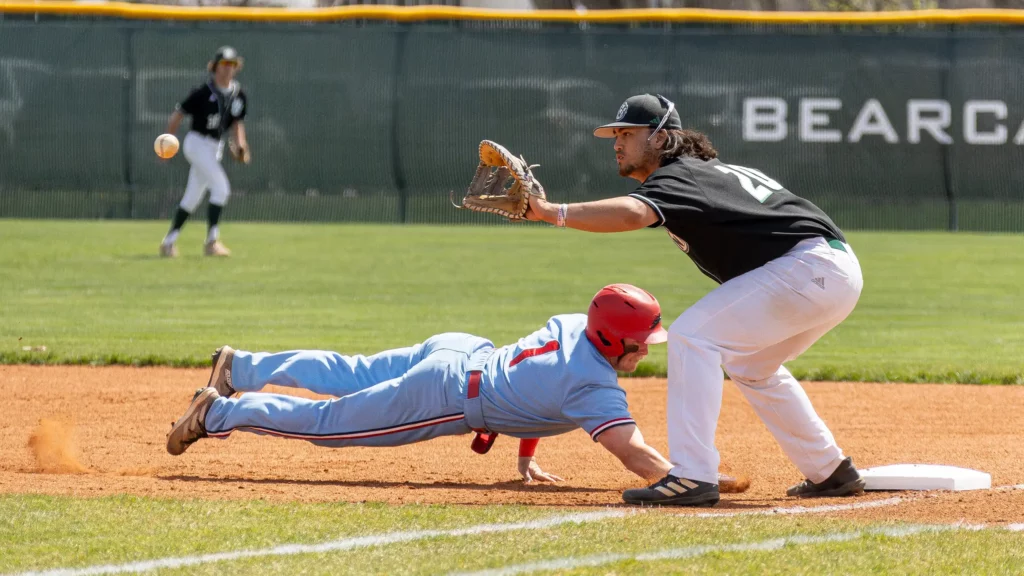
left=229, top=140, right=251, bottom=165
left=518, top=456, right=563, bottom=484
left=452, top=140, right=545, bottom=221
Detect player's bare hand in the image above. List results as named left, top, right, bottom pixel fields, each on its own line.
left=524, top=194, right=551, bottom=223
left=518, top=456, right=563, bottom=483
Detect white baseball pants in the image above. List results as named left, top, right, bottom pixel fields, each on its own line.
left=179, top=131, right=230, bottom=212
left=667, top=236, right=863, bottom=485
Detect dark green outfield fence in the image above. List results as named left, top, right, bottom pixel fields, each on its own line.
left=1, top=12, right=1024, bottom=230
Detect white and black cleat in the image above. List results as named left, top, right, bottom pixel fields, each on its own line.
left=623, top=474, right=720, bottom=507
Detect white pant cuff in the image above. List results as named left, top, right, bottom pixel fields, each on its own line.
left=669, top=466, right=719, bottom=485
left=809, top=455, right=846, bottom=484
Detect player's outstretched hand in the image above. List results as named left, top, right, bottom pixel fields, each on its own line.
left=518, top=456, right=563, bottom=483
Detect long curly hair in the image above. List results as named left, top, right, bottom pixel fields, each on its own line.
left=658, top=129, right=718, bottom=162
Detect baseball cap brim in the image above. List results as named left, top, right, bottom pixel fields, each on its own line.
left=594, top=122, right=650, bottom=139
left=644, top=326, right=669, bottom=344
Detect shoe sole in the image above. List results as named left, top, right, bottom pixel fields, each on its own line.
left=166, top=388, right=217, bottom=456
left=204, top=245, right=231, bottom=257
left=207, top=347, right=234, bottom=397
left=623, top=491, right=720, bottom=508
left=791, top=477, right=866, bottom=498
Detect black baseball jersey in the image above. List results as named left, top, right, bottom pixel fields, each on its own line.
left=629, top=156, right=845, bottom=284
left=176, top=81, right=247, bottom=140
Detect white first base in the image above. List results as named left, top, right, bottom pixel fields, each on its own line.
left=860, top=464, right=991, bottom=491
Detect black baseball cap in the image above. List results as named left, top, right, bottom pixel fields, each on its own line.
left=212, top=46, right=244, bottom=68
left=594, top=94, right=681, bottom=139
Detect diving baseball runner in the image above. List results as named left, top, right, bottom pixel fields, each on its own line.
left=166, top=284, right=694, bottom=492
left=159, top=46, right=250, bottom=258
left=526, top=94, right=866, bottom=506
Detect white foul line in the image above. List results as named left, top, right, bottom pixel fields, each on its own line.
left=5, top=497, right=913, bottom=576
left=692, top=496, right=905, bottom=518
left=12, top=486, right=1022, bottom=576
left=12, top=510, right=632, bottom=576
left=447, top=524, right=960, bottom=576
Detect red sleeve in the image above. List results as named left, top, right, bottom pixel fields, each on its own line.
left=518, top=438, right=540, bottom=458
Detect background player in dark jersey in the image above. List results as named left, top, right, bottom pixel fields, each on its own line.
left=526, top=93, right=865, bottom=507
left=159, top=46, right=249, bottom=258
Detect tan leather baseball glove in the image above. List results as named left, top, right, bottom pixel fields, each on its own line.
left=452, top=140, right=545, bottom=221
left=228, top=140, right=251, bottom=164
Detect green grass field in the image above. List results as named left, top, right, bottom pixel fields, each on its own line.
left=2, top=495, right=1022, bottom=575
left=2, top=219, right=1024, bottom=574
left=1, top=220, right=1022, bottom=383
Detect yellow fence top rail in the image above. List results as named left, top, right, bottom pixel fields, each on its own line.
left=2, top=1, right=1024, bottom=24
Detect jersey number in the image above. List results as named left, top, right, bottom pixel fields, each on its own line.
left=714, top=164, right=783, bottom=203
left=206, top=114, right=221, bottom=131
left=509, top=341, right=560, bottom=367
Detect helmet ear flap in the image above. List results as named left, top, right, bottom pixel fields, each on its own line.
left=593, top=330, right=625, bottom=357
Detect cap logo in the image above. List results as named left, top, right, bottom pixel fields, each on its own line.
left=616, top=102, right=628, bottom=121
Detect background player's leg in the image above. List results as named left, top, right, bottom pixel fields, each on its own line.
left=163, top=132, right=218, bottom=254
left=230, top=345, right=428, bottom=397
left=207, top=203, right=224, bottom=243
left=665, top=239, right=861, bottom=485
left=160, top=165, right=207, bottom=254
left=204, top=349, right=471, bottom=447
left=204, top=156, right=231, bottom=255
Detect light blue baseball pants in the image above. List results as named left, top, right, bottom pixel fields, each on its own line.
left=203, top=333, right=493, bottom=447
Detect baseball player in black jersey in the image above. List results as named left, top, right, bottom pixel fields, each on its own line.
left=159, top=46, right=249, bottom=258
left=526, top=94, right=865, bottom=507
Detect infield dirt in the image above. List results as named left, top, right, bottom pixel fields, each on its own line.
left=2, top=366, right=1021, bottom=523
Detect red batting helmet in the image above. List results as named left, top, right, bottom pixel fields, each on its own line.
left=586, top=283, right=669, bottom=357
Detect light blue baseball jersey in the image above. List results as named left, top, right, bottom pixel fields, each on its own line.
left=202, top=317, right=635, bottom=450
left=474, top=313, right=636, bottom=441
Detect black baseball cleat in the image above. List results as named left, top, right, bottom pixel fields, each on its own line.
left=623, top=474, right=720, bottom=507
left=787, top=457, right=866, bottom=498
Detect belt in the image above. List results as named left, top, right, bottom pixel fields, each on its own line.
left=825, top=237, right=848, bottom=253
left=190, top=131, right=223, bottom=143
left=465, top=370, right=498, bottom=453
left=467, top=370, right=482, bottom=400
left=462, top=347, right=494, bottom=433
left=464, top=370, right=487, bottom=431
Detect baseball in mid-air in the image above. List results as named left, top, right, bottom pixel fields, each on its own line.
left=154, top=134, right=179, bottom=159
